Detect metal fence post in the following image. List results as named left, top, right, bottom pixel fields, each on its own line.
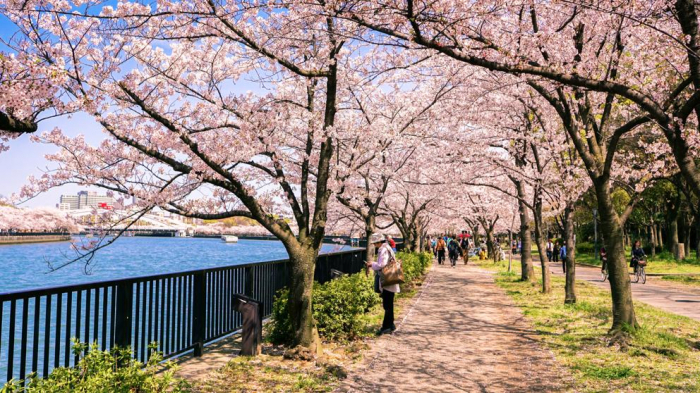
left=245, top=266, right=254, bottom=298
left=115, top=283, right=133, bottom=349
left=192, top=272, right=206, bottom=357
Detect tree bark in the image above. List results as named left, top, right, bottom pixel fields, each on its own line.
left=685, top=214, right=692, bottom=258
left=650, top=223, right=657, bottom=258
left=533, top=196, right=551, bottom=293
left=485, top=227, right=496, bottom=261
left=365, top=215, right=376, bottom=259
left=667, top=196, right=680, bottom=258
left=594, top=180, right=637, bottom=331
left=563, top=203, right=576, bottom=303
left=286, top=244, right=321, bottom=352
left=515, top=181, right=535, bottom=281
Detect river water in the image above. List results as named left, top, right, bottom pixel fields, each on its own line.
left=0, top=237, right=349, bottom=293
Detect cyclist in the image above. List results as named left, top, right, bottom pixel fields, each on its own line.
left=630, top=240, right=646, bottom=273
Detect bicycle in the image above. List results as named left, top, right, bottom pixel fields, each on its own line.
left=632, top=259, right=647, bottom=284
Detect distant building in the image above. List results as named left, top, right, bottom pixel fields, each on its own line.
left=59, top=191, right=113, bottom=210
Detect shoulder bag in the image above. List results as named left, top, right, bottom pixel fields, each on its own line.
left=380, top=252, right=405, bottom=286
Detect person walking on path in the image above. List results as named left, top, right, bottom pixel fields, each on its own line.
left=560, top=241, right=567, bottom=273
left=435, top=237, right=447, bottom=265
left=448, top=237, right=462, bottom=267
left=460, top=235, right=470, bottom=265
left=365, top=233, right=399, bottom=335
left=546, top=239, right=554, bottom=262
left=553, top=241, right=560, bottom=263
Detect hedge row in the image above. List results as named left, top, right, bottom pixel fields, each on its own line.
left=269, top=251, right=433, bottom=344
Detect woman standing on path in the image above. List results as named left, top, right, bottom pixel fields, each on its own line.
left=366, top=233, right=399, bottom=335
left=553, top=241, right=560, bottom=264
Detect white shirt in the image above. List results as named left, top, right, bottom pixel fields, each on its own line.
left=371, top=243, right=400, bottom=293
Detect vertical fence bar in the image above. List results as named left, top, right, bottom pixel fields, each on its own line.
left=41, top=297, right=50, bottom=377
left=114, top=282, right=133, bottom=349
left=74, top=291, right=81, bottom=366
left=31, top=297, right=40, bottom=374
left=7, top=299, right=16, bottom=382
left=54, top=295, right=62, bottom=369
left=192, top=272, right=205, bottom=357
left=64, top=292, right=72, bottom=367
left=101, top=287, right=108, bottom=351
left=19, top=299, right=28, bottom=382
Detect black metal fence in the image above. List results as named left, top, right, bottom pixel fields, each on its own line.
left=0, top=248, right=366, bottom=384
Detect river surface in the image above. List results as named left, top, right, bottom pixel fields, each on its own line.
left=0, top=237, right=349, bottom=293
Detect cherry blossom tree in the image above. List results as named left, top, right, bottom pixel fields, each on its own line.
left=1, top=0, right=384, bottom=351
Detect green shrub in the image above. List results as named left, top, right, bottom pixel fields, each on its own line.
left=269, top=252, right=431, bottom=345
left=312, top=272, right=378, bottom=341
left=2, top=340, right=189, bottom=393
left=576, top=242, right=595, bottom=254
left=396, top=251, right=432, bottom=282
left=269, top=272, right=378, bottom=344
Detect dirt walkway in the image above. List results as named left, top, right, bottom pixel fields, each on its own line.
left=338, top=264, right=570, bottom=393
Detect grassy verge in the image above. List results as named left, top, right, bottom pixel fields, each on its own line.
left=193, top=258, right=432, bottom=392
left=577, top=250, right=700, bottom=275
left=476, top=259, right=700, bottom=392
left=662, top=275, right=700, bottom=288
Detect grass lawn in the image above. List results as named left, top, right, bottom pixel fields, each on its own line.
left=576, top=249, right=700, bottom=275
left=476, top=259, right=700, bottom=392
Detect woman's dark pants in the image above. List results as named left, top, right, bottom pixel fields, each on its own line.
left=437, top=250, right=445, bottom=264
left=381, top=290, right=395, bottom=330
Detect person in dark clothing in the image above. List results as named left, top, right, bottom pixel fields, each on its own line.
left=460, top=236, right=470, bottom=265
left=600, top=247, right=608, bottom=274
left=560, top=242, right=567, bottom=273
left=631, top=240, right=646, bottom=273
left=552, top=242, right=560, bottom=263
left=448, top=238, right=462, bottom=267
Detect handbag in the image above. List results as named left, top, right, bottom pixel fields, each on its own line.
left=380, top=253, right=405, bottom=286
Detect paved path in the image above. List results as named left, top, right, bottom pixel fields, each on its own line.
left=338, top=264, right=569, bottom=393
left=548, top=263, right=700, bottom=321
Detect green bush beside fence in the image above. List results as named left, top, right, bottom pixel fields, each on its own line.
left=269, top=251, right=432, bottom=344
left=2, top=341, right=188, bottom=393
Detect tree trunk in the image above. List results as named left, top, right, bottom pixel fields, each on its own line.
left=657, top=223, right=664, bottom=249
left=287, top=244, right=321, bottom=352
left=533, top=196, right=551, bottom=293
left=685, top=214, right=692, bottom=258
left=594, top=180, right=637, bottom=332
left=485, top=227, right=496, bottom=261
left=696, top=213, right=700, bottom=260
left=471, top=224, right=480, bottom=247
left=669, top=215, right=680, bottom=258
left=649, top=223, right=657, bottom=258
left=563, top=203, right=576, bottom=303
left=516, top=181, right=535, bottom=281
left=365, top=215, right=376, bottom=258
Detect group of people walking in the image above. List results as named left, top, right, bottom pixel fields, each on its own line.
left=429, top=234, right=472, bottom=267
left=544, top=239, right=568, bottom=272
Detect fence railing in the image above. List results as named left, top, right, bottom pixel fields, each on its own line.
left=0, top=248, right=366, bottom=384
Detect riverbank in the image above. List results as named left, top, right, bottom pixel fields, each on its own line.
left=0, top=234, right=71, bottom=245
